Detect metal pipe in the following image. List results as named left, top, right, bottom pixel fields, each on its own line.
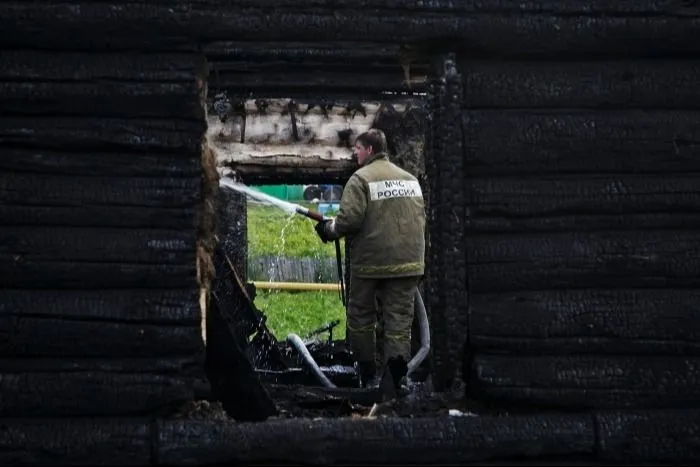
left=286, top=333, right=337, bottom=388
left=253, top=281, right=341, bottom=292
left=407, top=287, right=430, bottom=377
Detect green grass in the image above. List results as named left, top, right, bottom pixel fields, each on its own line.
left=255, top=290, right=346, bottom=339
left=247, top=203, right=343, bottom=258
left=247, top=203, right=347, bottom=339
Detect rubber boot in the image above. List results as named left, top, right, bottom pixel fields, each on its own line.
left=358, top=361, right=378, bottom=388
left=387, top=356, right=408, bottom=394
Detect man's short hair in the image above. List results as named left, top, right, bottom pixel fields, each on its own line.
left=356, top=128, right=386, bottom=154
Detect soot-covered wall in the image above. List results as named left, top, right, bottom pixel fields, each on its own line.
left=2, top=1, right=700, bottom=465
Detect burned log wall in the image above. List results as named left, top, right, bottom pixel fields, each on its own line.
left=452, top=9, right=700, bottom=414
left=2, top=0, right=700, bottom=465
left=0, top=0, right=210, bottom=429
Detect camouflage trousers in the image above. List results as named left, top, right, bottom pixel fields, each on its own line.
left=345, top=275, right=420, bottom=364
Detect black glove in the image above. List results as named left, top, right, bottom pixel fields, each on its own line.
left=314, top=220, right=333, bottom=243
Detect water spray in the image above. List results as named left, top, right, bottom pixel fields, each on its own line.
left=219, top=177, right=345, bottom=307
left=220, top=178, right=328, bottom=222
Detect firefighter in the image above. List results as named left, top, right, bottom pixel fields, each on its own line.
left=314, top=128, right=426, bottom=396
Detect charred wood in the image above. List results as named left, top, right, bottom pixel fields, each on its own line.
left=0, top=2, right=194, bottom=52
left=0, top=315, right=203, bottom=358
left=222, top=155, right=355, bottom=185
left=0, top=204, right=198, bottom=229
left=193, top=10, right=700, bottom=58
left=0, top=260, right=197, bottom=289
left=461, top=60, right=700, bottom=109
left=469, top=354, right=700, bottom=410
left=0, top=82, right=203, bottom=119
left=0, top=289, right=201, bottom=325
left=467, top=230, right=700, bottom=293
left=469, top=289, right=700, bottom=355
left=467, top=175, right=700, bottom=233
left=158, top=413, right=594, bottom=465
left=1, top=409, right=698, bottom=465
left=0, top=356, right=205, bottom=417
left=462, top=110, right=700, bottom=176
left=0, top=148, right=200, bottom=178
left=0, top=51, right=204, bottom=82
left=0, top=174, right=200, bottom=209
left=424, top=57, right=467, bottom=391
left=0, top=117, right=204, bottom=153
left=596, top=409, right=700, bottom=464
left=0, top=227, right=196, bottom=264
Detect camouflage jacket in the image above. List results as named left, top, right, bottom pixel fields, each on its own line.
left=328, top=152, right=426, bottom=278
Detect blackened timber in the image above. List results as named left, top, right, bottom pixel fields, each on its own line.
left=461, top=61, right=700, bottom=109
left=424, top=57, right=467, bottom=392
left=0, top=2, right=194, bottom=52
left=0, top=418, right=152, bottom=466
left=0, top=148, right=200, bottom=177
left=469, top=355, right=700, bottom=410
left=0, top=117, right=205, bottom=153
left=467, top=230, right=700, bottom=293
left=225, top=155, right=355, bottom=185
left=462, top=110, right=700, bottom=176
left=0, top=227, right=196, bottom=264
left=0, top=356, right=205, bottom=417
left=0, top=174, right=200, bottom=209
left=469, top=289, right=700, bottom=355
left=0, top=289, right=201, bottom=324
left=0, top=204, right=198, bottom=229
left=203, top=41, right=420, bottom=64
left=596, top=410, right=700, bottom=464
left=193, top=11, right=700, bottom=58
left=0, top=261, right=197, bottom=289
left=470, top=213, right=700, bottom=234
left=468, top=175, right=700, bottom=226
left=0, top=82, right=203, bottom=119
left=194, top=0, right=695, bottom=15
left=211, top=69, right=424, bottom=93
left=158, top=414, right=594, bottom=465
left=0, top=316, right=203, bottom=358
left=0, top=51, right=204, bottom=82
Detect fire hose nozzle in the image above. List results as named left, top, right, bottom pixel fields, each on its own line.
left=295, top=206, right=328, bottom=222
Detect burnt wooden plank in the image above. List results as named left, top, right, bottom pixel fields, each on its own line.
left=462, top=110, right=700, bottom=175
left=0, top=81, right=203, bottom=119
left=467, top=175, right=700, bottom=233
left=0, top=289, right=201, bottom=324
left=468, top=230, right=700, bottom=293
left=0, top=117, right=205, bottom=153
left=0, top=356, right=204, bottom=417
left=471, top=212, right=700, bottom=234
left=596, top=410, right=700, bottom=464
left=0, top=148, right=200, bottom=177
left=0, top=2, right=194, bottom=51
left=0, top=260, right=197, bottom=289
left=469, top=355, right=700, bottom=410
left=462, top=60, right=700, bottom=109
left=204, top=40, right=412, bottom=63
left=195, top=11, right=700, bottom=57
left=0, top=227, right=196, bottom=264
left=0, top=51, right=203, bottom=82
left=0, top=204, right=198, bottom=229
left=0, top=174, right=200, bottom=209
left=159, top=414, right=594, bottom=465
left=212, top=68, right=421, bottom=93
left=0, top=418, right=151, bottom=465
left=470, top=289, right=700, bottom=355
left=196, top=0, right=693, bottom=15
left=0, top=316, right=203, bottom=358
